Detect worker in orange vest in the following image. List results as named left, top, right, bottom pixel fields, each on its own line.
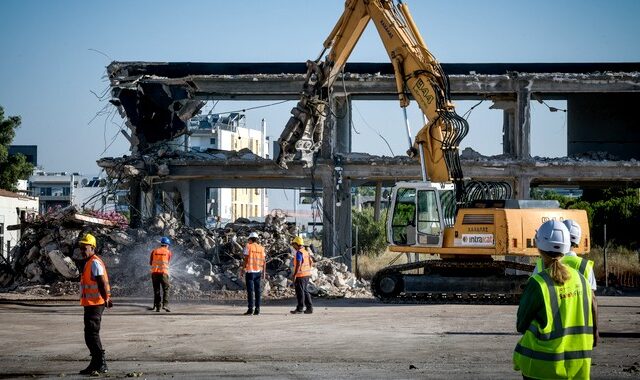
left=240, top=232, right=266, bottom=315
left=78, top=233, right=112, bottom=375
left=150, top=237, right=173, bottom=312
left=290, top=236, right=313, bottom=314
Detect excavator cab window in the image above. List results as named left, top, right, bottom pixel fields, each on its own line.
left=390, top=188, right=416, bottom=245
left=417, top=190, right=443, bottom=246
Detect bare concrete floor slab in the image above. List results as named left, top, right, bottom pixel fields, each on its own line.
left=0, top=297, right=638, bottom=379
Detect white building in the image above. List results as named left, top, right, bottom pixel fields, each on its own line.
left=72, top=177, right=128, bottom=213
left=28, top=171, right=86, bottom=213
left=183, top=113, right=269, bottom=224
left=0, top=189, right=38, bottom=259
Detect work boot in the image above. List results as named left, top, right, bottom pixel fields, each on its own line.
left=304, top=308, right=313, bottom=314
left=92, top=350, right=108, bottom=374
left=253, top=308, right=260, bottom=315
left=243, top=308, right=253, bottom=315
left=290, top=309, right=303, bottom=314
left=78, top=355, right=98, bottom=375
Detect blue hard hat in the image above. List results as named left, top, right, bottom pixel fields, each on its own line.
left=160, top=237, right=171, bottom=245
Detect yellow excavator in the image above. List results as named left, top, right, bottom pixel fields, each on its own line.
left=276, top=0, right=590, bottom=303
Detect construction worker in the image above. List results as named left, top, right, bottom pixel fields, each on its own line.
left=78, top=233, right=112, bottom=375
left=290, top=236, right=313, bottom=314
left=514, top=220, right=596, bottom=379
left=150, top=237, right=172, bottom=312
left=240, top=232, right=266, bottom=315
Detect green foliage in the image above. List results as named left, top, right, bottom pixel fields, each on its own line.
left=0, top=106, right=33, bottom=192
left=533, top=187, right=640, bottom=249
left=352, top=208, right=388, bottom=257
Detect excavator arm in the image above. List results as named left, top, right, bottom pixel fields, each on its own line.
left=276, top=0, right=468, bottom=187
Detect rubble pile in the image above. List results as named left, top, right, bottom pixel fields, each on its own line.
left=0, top=206, right=371, bottom=299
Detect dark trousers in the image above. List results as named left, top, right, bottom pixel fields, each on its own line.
left=152, top=273, right=170, bottom=307
left=294, top=276, right=313, bottom=311
left=83, top=305, right=105, bottom=357
left=245, top=272, right=262, bottom=310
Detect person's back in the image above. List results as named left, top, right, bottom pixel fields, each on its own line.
left=514, top=220, right=594, bottom=380
left=515, top=266, right=593, bottom=379
left=150, top=238, right=172, bottom=312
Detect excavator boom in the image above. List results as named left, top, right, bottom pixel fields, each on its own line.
left=276, top=0, right=466, bottom=188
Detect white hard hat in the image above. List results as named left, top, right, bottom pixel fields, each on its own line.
left=248, top=232, right=259, bottom=239
left=562, top=219, right=582, bottom=245
left=535, top=220, right=570, bottom=255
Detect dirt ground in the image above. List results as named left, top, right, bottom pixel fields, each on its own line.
left=0, top=295, right=638, bottom=379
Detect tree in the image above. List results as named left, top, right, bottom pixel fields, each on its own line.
left=533, top=187, right=640, bottom=249
left=0, top=106, right=33, bottom=192
left=352, top=208, right=388, bottom=256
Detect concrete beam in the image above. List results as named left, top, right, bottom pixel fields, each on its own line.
left=99, top=155, right=640, bottom=187
left=128, top=73, right=640, bottom=101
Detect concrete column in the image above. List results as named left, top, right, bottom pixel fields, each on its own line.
left=321, top=95, right=352, bottom=159
left=515, top=176, right=532, bottom=200
left=491, top=98, right=517, bottom=157
left=128, top=178, right=142, bottom=228
left=141, top=179, right=155, bottom=220
left=515, top=81, right=532, bottom=159
left=187, top=180, right=207, bottom=228
left=374, top=182, right=382, bottom=222
left=322, top=177, right=336, bottom=260
left=321, top=170, right=352, bottom=270
left=333, top=95, right=352, bottom=154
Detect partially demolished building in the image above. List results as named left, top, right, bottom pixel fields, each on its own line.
left=102, top=61, right=640, bottom=266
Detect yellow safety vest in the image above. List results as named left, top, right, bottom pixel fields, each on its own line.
left=514, top=267, right=593, bottom=379
left=535, top=256, right=593, bottom=281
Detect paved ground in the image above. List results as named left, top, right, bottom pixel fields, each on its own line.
left=0, top=296, right=638, bottom=379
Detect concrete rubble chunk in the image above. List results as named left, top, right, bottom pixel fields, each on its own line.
left=110, top=231, right=135, bottom=246
left=47, top=250, right=80, bottom=279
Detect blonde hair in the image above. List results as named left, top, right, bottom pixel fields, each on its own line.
left=541, top=251, right=571, bottom=285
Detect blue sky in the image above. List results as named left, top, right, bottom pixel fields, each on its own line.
left=1, top=0, right=640, bottom=176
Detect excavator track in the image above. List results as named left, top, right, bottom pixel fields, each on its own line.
left=371, top=259, right=535, bottom=304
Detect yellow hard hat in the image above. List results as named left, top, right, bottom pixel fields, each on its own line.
left=291, top=236, right=304, bottom=246
left=79, top=233, right=97, bottom=247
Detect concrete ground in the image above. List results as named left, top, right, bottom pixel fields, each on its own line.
left=0, top=296, right=638, bottom=379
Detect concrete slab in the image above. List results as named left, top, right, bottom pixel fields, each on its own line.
left=0, top=297, right=638, bottom=379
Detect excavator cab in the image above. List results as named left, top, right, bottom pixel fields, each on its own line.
left=388, top=181, right=455, bottom=249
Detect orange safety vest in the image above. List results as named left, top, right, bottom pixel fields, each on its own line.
left=150, top=246, right=172, bottom=274
left=244, top=243, right=266, bottom=272
left=293, top=247, right=312, bottom=278
left=80, top=255, right=110, bottom=306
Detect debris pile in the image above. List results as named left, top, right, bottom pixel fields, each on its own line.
left=0, top=206, right=371, bottom=299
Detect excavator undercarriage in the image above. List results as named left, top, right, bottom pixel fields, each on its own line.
left=371, top=258, right=535, bottom=304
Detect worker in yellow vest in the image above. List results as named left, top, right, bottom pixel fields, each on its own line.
left=290, top=236, right=313, bottom=314
left=514, top=220, right=596, bottom=379
left=78, top=233, right=112, bottom=375
left=240, top=232, right=266, bottom=315
left=150, top=237, right=172, bottom=312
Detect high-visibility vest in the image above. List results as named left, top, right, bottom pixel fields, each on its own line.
left=535, top=255, right=594, bottom=281
left=244, top=243, right=266, bottom=272
left=151, top=246, right=172, bottom=274
left=293, top=247, right=312, bottom=278
left=513, top=267, right=593, bottom=379
left=80, top=255, right=110, bottom=306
